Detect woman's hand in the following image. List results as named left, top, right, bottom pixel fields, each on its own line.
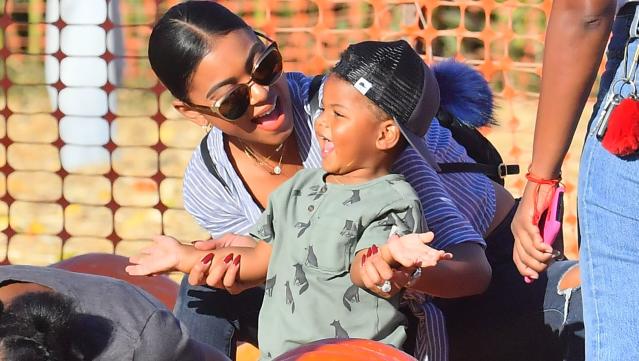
left=187, top=252, right=254, bottom=294
left=511, top=181, right=555, bottom=280
left=185, top=234, right=257, bottom=293
left=358, top=246, right=415, bottom=298
left=126, top=235, right=186, bottom=276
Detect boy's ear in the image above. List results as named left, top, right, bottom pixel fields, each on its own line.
left=376, top=120, right=402, bottom=151
left=173, top=100, right=210, bottom=127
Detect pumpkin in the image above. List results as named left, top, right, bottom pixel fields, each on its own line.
left=273, top=338, right=417, bottom=361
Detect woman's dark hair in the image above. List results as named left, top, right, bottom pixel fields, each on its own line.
left=148, top=1, right=251, bottom=102
left=0, top=292, right=82, bottom=361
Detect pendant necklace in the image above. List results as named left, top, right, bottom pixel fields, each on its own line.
left=241, top=141, right=285, bottom=175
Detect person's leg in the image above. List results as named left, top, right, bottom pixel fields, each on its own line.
left=577, top=8, right=639, bottom=360
left=544, top=261, right=584, bottom=361
left=173, top=276, right=264, bottom=360
left=579, top=135, right=639, bottom=361
left=435, top=202, right=584, bottom=361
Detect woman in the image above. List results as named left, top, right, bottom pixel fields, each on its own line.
left=511, top=0, right=638, bottom=359
left=149, top=2, right=582, bottom=360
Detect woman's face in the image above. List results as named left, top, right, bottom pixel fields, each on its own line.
left=186, top=29, right=294, bottom=146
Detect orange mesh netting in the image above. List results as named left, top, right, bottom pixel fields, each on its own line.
left=0, top=0, right=593, bottom=265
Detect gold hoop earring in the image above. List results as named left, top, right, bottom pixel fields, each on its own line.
left=202, top=123, right=212, bottom=133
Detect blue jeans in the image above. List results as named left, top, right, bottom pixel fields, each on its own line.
left=579, top=5, right=639, bottom=360
left=173, top=279, right=263, bottom=360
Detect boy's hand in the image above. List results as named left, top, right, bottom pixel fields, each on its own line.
left=384, top=232, right=453, bottom=268
left=192, top=233, right=258, bottom=251
left=126, top=235, right=186, bottom=276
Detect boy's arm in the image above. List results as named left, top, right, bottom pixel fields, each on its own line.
left=191, top=240, right=272, bottom=286
left=348, top=196, right=489, bottom=298
left=350, top=201, right=449, bottom=290
left=406, top=242, right=490, bottom=298
left=126, top=235, right=271, bottom=285
left=352, top=238, right=489, bottom=298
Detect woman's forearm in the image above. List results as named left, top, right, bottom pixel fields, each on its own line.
left=409, top=243, right=491, bottom=298
left=531, top=0, right=615, bottom=178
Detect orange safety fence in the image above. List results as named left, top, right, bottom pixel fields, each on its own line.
left=0, top=0, right=596, bottom=267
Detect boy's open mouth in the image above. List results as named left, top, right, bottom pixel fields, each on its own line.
left=318, top=134, right=335, bottom=157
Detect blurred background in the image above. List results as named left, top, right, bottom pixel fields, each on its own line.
left=0, top=0, right=599, bottom=270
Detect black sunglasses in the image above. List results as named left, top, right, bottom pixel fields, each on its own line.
left=187, top=32, right=283, bottom=121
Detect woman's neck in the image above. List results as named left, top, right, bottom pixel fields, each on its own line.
left=229, top=136, right=289, bottom=160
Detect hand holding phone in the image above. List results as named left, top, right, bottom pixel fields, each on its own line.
left=524, top=185, right=565, bottom=283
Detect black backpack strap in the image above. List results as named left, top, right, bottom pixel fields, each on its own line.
left=435, top=109, right=519, bottom=184
left=307, top=74, right=323, bottom=118
left=199, top=133, right=231, bottom=194
left=438, top=162, right=520, bottom=180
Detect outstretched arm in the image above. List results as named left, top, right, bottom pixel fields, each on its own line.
left=126, top=235, right=271, bottom=285
left=512, top=0, right=616, bottom=280
left=350, top=232, right=453, bottom=292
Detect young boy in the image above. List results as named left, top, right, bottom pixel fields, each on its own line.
left=127, top=40, right=451, bottom=360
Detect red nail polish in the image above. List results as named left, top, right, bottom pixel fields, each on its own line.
left=233, top=254, right=241, bottom=265
left=366, top=248, right=373, bottom=257
left=224, top=253, right=234, bottom=264
left=201, top=253, right=214, bottom=264
left=361, top=255, right=367, bottom=266
left=371, top=245, right=378, bottom=254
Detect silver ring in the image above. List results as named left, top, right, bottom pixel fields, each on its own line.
left=377, top=280, right=392, bottom=293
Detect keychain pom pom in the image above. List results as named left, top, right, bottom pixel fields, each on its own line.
left=602, top=97, right=639, bottom=156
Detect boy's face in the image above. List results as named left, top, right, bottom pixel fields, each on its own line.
left=314, top=74, right=390, bottom=177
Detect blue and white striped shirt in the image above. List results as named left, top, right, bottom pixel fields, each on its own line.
left=182, top=72, right=496, bottom=361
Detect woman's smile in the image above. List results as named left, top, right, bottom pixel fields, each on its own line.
left=252, top=95, right=286, bottom=132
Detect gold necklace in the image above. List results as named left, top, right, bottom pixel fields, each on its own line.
left=241, top=141, right=285, bottom=175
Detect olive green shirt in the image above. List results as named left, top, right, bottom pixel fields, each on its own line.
left=250, top=168, right=423, bottom=360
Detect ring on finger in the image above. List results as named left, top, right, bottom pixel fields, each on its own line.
left=376, top=280, right=392, bottom=293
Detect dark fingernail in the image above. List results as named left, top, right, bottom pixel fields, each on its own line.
left=201, top=253, right=214, bottom=264
left=366, top=248, right=373, bottom=257
left=224, top=253, right=234, bottom=264
left=361, top=255, right=367, bottom=266
left=233, top=254, right=241, bottom=265
left=371, top=245, right=378, bottom=254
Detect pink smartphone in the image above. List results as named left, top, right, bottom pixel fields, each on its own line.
left=524, top=185, right=565, bottom=283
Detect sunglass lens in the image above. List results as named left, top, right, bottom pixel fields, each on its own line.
left=219, top=85, right=250, bottom=120
left=253, top=48, right=283, bottom=85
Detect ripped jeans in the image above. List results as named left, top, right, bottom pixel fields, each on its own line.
left=435, top=200, right=584, bottom=361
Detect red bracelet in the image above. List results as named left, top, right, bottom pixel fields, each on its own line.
left=525, top=171, right=561, bottom=186
left=525, top=170, right=561, bottom=225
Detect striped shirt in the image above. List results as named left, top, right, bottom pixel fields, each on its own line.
left=182, top=72, right=496, bottom=361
